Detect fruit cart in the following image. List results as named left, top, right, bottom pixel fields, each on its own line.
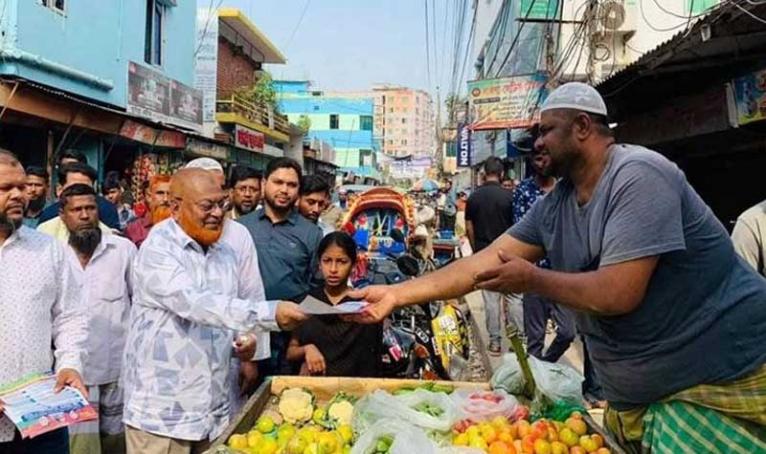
left=206, top=376, right=626, bottom=454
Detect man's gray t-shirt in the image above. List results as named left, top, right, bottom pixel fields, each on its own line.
left=509, top=144, right=766, bottom=410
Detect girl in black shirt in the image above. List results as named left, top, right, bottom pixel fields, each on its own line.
left=287, top=232, right=382, bottom=376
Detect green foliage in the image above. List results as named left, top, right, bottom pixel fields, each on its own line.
left=297, top=114, right=312, bottom=132
left=237, top=71, right=279, bottom=112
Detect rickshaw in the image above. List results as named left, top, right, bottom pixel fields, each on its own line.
left=340, top=187, right=470, bottom=380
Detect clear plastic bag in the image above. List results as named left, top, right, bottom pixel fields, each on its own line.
left=450, top=388, right=519, bottom=421
left=352, top=389, right=459, bottom=433
left=350, top=420, right=437, bottom=454
left=491, top=352, right=584, bottom=405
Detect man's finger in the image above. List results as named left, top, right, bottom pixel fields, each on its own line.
left=475, top=267, right=501, bottom=283
left=475, top=276, right=505, bottom=292
left=497, top=249, right=511, bottom=263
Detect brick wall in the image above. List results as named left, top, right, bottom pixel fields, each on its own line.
left=216, top=37, right=259, bottom=98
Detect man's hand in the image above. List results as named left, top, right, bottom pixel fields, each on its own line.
left=303, top=344, right=326, bottom=375
left=238, top=361, right=259, bottom=396
left=276, top=301, right=309, bottom=330
left=474, top=250, right=536, bottom=294
left=345, top=285, right=400, bottom=324
left=55, top=368, right=88, bottom=398
left=233, top=333, right=257, bottom=361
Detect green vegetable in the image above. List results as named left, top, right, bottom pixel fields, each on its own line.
left=412, top=402, right=444, bottom=417
left=392, top=382, right=455, bottom=395
left=373, top=434, right=394, bottom=453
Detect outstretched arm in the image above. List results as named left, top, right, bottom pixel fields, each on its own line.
left=349, top=233, right=543, bottom=322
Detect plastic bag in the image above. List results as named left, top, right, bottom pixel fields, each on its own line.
left=353, top=389, right=459, bottom=433
left=351, top=420, right=437, bottom=454
left=491, top=352, right=584, bottom=405
left=450, top=389, right=519, bottom=421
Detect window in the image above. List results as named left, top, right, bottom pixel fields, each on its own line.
left=401, top=118, right=407, bottom=124
left=360, top=115, right=373, bottom=131
left=144, top=0, right=164, bottom=66
left=41, top=0, right=65, bottom=13
left=389, top=108, right=394, bottom=113
left=330, top=114, right=339, bottom=129
left=401, top=139, right=407, bottom=146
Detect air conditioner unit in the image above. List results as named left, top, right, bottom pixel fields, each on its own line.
left=597, top=0, right=636, bottom=35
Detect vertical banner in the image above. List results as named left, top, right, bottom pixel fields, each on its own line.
left=457, top=122, right=472, bottom=168
left=195, top=7, right=220, bottom=136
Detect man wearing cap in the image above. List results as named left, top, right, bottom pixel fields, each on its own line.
left=351, top=82, right=766, bottom=451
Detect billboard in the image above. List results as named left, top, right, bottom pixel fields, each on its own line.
left=195, top=6, right=219, bottom=134
left=457, top=122, right=472, bottom=168
left=128, top=62, right=203, bottom=131
left=468, top=73, right=547, bottom=130
left=732, top=67, right=766, bottom=126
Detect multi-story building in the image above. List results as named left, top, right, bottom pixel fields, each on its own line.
left=195, top=7, right=293, bottom=169
left=371, top=85, right=436, bottom=159
left=275, top=80, right=380, bottom=183
left=0, top=0, right=199, bottom=177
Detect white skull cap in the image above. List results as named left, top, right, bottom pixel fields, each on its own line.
left=540, top=82, right=608, bottom=116
left=185, top=157, right=223, bottom=172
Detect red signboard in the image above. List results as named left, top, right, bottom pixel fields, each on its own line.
left=234, top=125, right=265, bottom=153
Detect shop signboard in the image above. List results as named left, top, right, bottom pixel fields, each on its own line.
left=467, top=73, right=547, bottom=130
left=457, top=122, right=472, bottom=168
left=520, top=0, right=559, bottom=20
left=234, top=125, right=265, bottom=153
left=732, top=67, right=766, bottom=126
left=187, top=138, right=229, bottom=160
left=119, top=120, right=185, bottom=148
left=128, top=62, right=203, bottom=132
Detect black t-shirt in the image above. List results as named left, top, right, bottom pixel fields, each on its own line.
left=295, top=287, right=383, bottom=377
left=465, top=181, right=515, bottom=251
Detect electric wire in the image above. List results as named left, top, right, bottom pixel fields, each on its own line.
left=284, top=0, right=312, bottom=53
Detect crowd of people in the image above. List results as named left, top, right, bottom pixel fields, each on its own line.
left=1, top=81, right=765, bottom=453
left=0, top=150, right=382, bottom=454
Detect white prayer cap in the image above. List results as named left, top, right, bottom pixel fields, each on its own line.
left=540, top=82, right=608, bottom=116
left=185, top=157, right=223, bottom=172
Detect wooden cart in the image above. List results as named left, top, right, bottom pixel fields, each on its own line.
left=206, top=376, right=626, bottom=453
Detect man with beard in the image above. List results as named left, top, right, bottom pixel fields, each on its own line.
left=239, top=158, right=323, bottom=377
left=123, top=169, right=307, bottom=453
left=0, top=149, right=88, bottom=453
left=228, top=166, right=261, bottom=220
left=23, top=165, right=49, bottom=227
left=297, top=175, right=333, bottom=235
left=351, top=83, right=766, bottom=452
left=124, top=174, right=171, bottom=248
left=38, top=163, right=112, bottom=241
left=512, top=148, right=575, bottom=365
left=55, top=184, right=136, bottom=454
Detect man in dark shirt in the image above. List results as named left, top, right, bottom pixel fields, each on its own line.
left=238, top=158, right=323, bottom=376
left=464, top=156, right=514, bottom=354
left=37, top=163, right=120, bottom=230
left=124, top=175, right=172, bottom=248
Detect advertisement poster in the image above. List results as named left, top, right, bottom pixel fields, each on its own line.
left=0, top=373, right=97, bottom=439
left=128, top=62, right=203, bottom=131
left=468, top=73, right=547, bottom=130
left=457, top=122, right=472, bottom=168
left=732, top=67, right=766, bottom=126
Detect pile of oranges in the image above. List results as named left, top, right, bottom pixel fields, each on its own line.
left=451, top=411, right=611, bottom=454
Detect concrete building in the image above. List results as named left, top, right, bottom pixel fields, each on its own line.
left=0, top=0, right=202, bottom=194
left=371, top=85, right=436, bottom=159
left=195, top=7, right=291, bottom=169
left=275, top=80, right=380, bottom=182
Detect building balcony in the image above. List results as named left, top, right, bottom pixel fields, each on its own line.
left=216, top=93, right=290, bottom=143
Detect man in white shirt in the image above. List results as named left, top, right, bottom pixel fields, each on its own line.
left=123, top=169, right=307, bottom=454
left=731, top=199, right=766, bottom=277
left=0, top=149, right=88, bottom=453
left=53, top=183, right=136, bottom=454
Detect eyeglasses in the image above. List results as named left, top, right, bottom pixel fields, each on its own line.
left=174, top=197, right=230, bottom=214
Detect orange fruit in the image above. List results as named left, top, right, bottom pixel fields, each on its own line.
left=565, top=418, right=588, bottom=436
left=591, top=434, right=604, bottom=449
left=498, top=430, right=514, bottom=443
left=595, top=448, right=611, bottom=454
left=550, top=441, right=568, bottom=454
left=489, top=440, right=512, bottom=454
left=533, top=438, right=552, bottom=454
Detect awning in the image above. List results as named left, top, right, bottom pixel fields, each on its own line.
left=596, top=1, right=766, bottom=122
left=217, top=8, right=287, bottom=65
